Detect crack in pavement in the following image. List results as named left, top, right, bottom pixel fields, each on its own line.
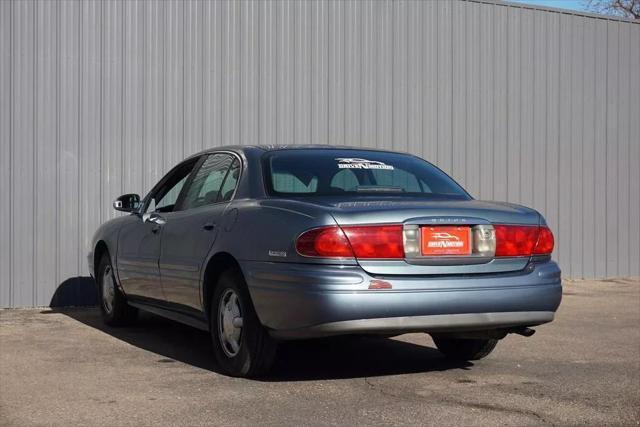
left=362, top=377, right=555, bottom=426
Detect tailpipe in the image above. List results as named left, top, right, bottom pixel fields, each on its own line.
left=513, top=327, right=536, bottom=337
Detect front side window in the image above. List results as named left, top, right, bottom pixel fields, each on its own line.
left=179, top=154, right=237, bottom=210
left=264, top=149, right=470, bottom=199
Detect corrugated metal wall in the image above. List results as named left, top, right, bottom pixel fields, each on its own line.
left=1, top=0, right=638, bottom=308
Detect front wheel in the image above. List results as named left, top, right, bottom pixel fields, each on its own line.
left=431, top=336, right=498, bottom=361
left=210, top=270, right=277, bottom=378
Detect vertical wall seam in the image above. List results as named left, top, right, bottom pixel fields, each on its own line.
left=55, top=1, right=60, bottom=288
left=200, top=0, right=205, bottom=150
left=161, top=1, right=165, bottom=171
left=491, top=5, right=496, bottom=200
left=77, top=0, right=82, bottom=279
left=567, top=16, right=573, bottom=276
left=258, top=1, right=262, bottom=145
left=391, top=1, right=395, bottom=149
left=505, top=7, right=509, bottom=203
left=32, top=1, right=37, bottom=305
left=142, top=1, right=146, bottom=190
left=239, top=1, right=244, bottom=145
left=591, top=18, right=597, bottom=276
left=8, top=0, right=13, bottom=306
left=99, top=0, right=103, bottom=227
left=182, top=0, right=186, bottom=154
left=542, top=13, right=547, bottom=217
left=449, top=1, right=454, bottom=167
left=531, top=10, right=536, bottom=208
left=603, top=23, right=608, bottom=277
left=517, top=8, right=521, bottom=204
left=121, top=1, right=125, bottom=197
left=580, top=17, right=586, bottom=277
left=405, top=1, right=409, bottom=154
left=326, top=1, right=329, bottom=143
left=555, top=13, right=561, bottom=268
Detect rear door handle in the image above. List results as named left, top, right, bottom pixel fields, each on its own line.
left=203, top=222, right=216, bottom=231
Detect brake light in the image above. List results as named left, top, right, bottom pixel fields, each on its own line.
left=494, top=225, right=554, bottom=257
left=296, top=225, right=404, bottom=259
left=534, top=226, right=555, bottom=255
left=342, top=225, right=404, bottom=259
left=295, top=226, right=354, bottom=258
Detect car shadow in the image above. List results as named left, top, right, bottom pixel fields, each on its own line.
left=46, top=307, right=472, bottom=381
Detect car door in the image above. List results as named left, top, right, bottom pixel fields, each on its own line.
left=158, top=153, right=241, bottom=312
left=117, top=157, right=200, bottom=302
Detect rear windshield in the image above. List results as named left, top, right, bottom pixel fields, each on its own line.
left=264, top=149, right=470, bottom=199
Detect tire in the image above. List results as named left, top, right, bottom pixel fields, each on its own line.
left=432, top=336, right=498, bottom=361
left=97, top=252, right=138, bottom=326
left=210, top=269, right=277, bottom=378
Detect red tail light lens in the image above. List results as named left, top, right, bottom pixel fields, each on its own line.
left=296, top=226, right=354, bottom=258
left=534, top=226, right=555, bottom=255
left=342, top=225, right=404, bottom=259
left=296, top=225, right=404, bottom=259
left=494, top=225, right=554, bottom=257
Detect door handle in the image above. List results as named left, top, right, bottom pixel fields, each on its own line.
left=203, top=222, right=216, bottom=231
left=145, top=213, right=166, bottom=225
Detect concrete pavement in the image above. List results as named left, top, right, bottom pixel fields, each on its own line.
left=1, top=279, right=639, bottom=426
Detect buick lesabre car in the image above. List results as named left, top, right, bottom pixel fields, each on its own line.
left=89, top=146, right=561, bottom=377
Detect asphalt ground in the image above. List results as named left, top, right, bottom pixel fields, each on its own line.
left=1, top=278, right=639, bottom=426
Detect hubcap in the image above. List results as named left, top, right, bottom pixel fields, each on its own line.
left=218, top=289, right=244, bottom=357
left=102, top=265, right=115, bottom=314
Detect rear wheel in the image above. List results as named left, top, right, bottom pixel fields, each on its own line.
left=210, top=269, right=277, bottom=378
left=97, top=252, right=137, bottom=326
left=432, top=336, right=498, bottom=361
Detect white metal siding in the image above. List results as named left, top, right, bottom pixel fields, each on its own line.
left=0, top=0, right=638, bottom=307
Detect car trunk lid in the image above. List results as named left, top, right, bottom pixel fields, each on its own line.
left=314, top=196, right=541, bottom=276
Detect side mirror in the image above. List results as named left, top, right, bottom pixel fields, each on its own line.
left=113, top=194, right=141, bottom=213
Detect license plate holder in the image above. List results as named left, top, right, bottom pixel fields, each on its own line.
left=421, top=226, right=471, bottom=256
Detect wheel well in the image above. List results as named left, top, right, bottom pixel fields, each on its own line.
left=202, top=252, right=243, bottom=320
left=94, top=241, right=109, bottom=276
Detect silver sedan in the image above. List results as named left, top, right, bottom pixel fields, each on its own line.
left=89, top=146, right=561, bottom=377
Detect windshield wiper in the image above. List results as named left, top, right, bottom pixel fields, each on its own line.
left=355, top=186, right=405, bottom=193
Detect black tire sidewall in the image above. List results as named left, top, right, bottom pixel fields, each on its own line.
left=210, top=270, right=268, bottom=377
left=97, top=252, right=136, bottom=326
left=97, top=253, right=117, bottom=323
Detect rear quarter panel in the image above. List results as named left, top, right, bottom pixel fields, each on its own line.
left=211, top=198, right=356, bottom=266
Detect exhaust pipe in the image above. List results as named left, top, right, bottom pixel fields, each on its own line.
left=513, top=327, right=536, bottom=337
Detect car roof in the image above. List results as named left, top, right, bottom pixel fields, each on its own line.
left=190, top=144, right=406, bottom=158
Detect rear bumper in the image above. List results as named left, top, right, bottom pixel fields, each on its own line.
left=241, top=260, right=562, bottom=339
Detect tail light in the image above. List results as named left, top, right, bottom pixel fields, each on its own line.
left=296, top=224, right=553, bottom=259
left=494, top=225, right=554, bottom=257
left=342, top=225, right=404, bottom=258
left=296, top=225, right=404, bottom=259
left=534, top=226, right=555, bottom=255
left=295, top=226, right=353, bottom=258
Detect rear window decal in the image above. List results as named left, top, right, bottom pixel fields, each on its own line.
left=335, top=158, right=394, bottom=170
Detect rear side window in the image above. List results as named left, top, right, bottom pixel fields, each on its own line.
left=179, top=154, right=235, bottom=210
left=265, top=149, right=470, bottom=199
left=219, top=159, right=241, bottom=202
